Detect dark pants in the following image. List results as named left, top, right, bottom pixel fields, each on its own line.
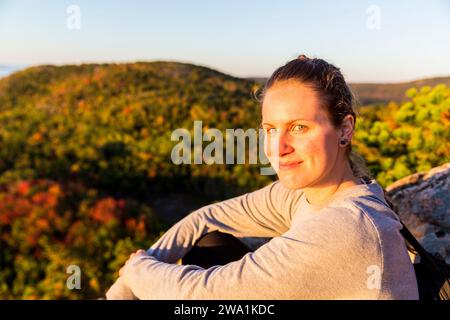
left=182, top=231, right=253, bottom=268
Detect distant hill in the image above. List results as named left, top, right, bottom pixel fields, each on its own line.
left=247, top=76, right=450, bottom=105
left=3, top=62, right=449, bottom=105
left=0, top=61, right=257, bottom=112
left=350, top=77, right=450, bottom=105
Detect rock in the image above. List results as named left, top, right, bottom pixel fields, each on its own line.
left=385, top=163, right=450, bottom=263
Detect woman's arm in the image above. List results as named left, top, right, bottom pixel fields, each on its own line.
left=146, top=180, right=303, bottom=264
left=119, top=207, right=383, bottom=300
left=105, top=180, right=302, bottom=299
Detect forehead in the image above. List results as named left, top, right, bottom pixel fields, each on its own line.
left=262, top=80, right=328, bottom=124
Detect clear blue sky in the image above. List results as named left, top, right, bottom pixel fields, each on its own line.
left=0, top=0, right=449, bottom=82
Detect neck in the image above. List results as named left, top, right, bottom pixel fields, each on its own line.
left=302, top=160, right=360, bottom=206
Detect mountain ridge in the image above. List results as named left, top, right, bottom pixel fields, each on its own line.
left=2, top=61, right=449, bottom=105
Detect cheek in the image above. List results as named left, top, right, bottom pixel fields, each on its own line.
left=296, top=131, right=338, bottom=163
left=262, top=129, right=339, bottom=164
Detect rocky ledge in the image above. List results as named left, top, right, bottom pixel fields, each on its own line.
left=385, top=163, right=450, bottom=263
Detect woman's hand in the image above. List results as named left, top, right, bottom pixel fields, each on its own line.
left=119, top=249, right=148, bottom=277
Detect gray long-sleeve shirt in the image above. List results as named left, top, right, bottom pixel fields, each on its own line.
left=106, top=178, right=419, bottom=300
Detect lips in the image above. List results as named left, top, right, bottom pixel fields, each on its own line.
left=278, top=160, right=303, bottom=170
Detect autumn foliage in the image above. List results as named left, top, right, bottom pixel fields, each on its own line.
left=0, top=179, right=163, bottom=299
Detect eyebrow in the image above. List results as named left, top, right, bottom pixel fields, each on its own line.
left=261, top=118, right=312, bottom=126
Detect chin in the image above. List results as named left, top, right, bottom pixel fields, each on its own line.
left=277, top=174, right=305, bottom=190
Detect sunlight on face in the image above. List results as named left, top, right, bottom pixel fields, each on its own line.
left=261, top=80, right=341, bottom=190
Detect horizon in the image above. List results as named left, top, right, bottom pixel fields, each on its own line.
left=1, top=60, right=450, bottom=85
left=1, top=0, right=450, bottom=82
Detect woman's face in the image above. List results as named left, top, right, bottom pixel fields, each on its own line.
left=262, top=80, right=345, bottom=190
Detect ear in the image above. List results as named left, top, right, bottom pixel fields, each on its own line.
left=340, top=114, right=355, bottom=141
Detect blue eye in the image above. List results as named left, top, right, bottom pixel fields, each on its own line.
left=291, top=124, right=306, bottom=133
left=264, top=127, right=279, bottom=135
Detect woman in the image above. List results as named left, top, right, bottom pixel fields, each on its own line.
left=106, top=55, right=419, bottom=299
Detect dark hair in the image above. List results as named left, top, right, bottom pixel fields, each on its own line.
left=256, top=54, right=371, bottom=179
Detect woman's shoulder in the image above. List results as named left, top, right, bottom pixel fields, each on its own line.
left=338, top=179, right=402, bottom=229
left=273, top=178, right=402, bottom=238
left=321, top=179, right=404, bottom=247
left=292, top=179, right=402, bottom=241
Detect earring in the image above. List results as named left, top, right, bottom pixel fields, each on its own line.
left=339, top=139, right=348, bottom=146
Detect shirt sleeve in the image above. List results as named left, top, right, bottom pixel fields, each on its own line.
left=146, top=180, right=304, bottom=264
left=122, top=207, right=382, bottom=300
left=105, top=276, right=137, bottom=300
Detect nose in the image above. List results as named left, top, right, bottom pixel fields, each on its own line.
left=278, top=132, right=295, bottom=156
left=266, top=130, right=294, bottom=157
